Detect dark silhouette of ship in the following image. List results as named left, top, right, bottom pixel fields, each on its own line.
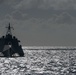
left=0, top=23, right=24, bottom=57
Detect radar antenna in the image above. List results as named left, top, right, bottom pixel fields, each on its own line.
left=6, top=23, right=14, bottom=35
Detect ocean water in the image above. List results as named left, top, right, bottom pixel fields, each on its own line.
left=0, top=46, right=76, bottom=75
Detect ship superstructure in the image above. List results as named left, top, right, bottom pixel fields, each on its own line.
left=0, top=23, right=24, bottom=57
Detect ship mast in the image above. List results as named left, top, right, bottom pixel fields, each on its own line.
left=6, top=23, right=14, bottom=35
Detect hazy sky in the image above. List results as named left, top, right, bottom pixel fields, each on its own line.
left=0, top=0, right=76, bottom=46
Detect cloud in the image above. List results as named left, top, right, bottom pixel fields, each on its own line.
left=13, top=0, right=76, bottom=10
left=0, top=0, right=76, bottom=45
left=38, top=0, right=76, bottom=10
left=55, top=12, right=75, bottom=24
left=0, top=0, right=76, bottom=20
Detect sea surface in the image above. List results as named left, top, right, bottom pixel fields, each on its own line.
left=0, top=46, right=76, bottom=75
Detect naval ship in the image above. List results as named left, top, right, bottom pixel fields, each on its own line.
left=0, top=23, right=24, bottom=57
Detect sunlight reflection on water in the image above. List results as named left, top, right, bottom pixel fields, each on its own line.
left=0, top=47, right=76, bottom=75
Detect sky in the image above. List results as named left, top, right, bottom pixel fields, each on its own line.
left=0, top=0, right=76, bottom=46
